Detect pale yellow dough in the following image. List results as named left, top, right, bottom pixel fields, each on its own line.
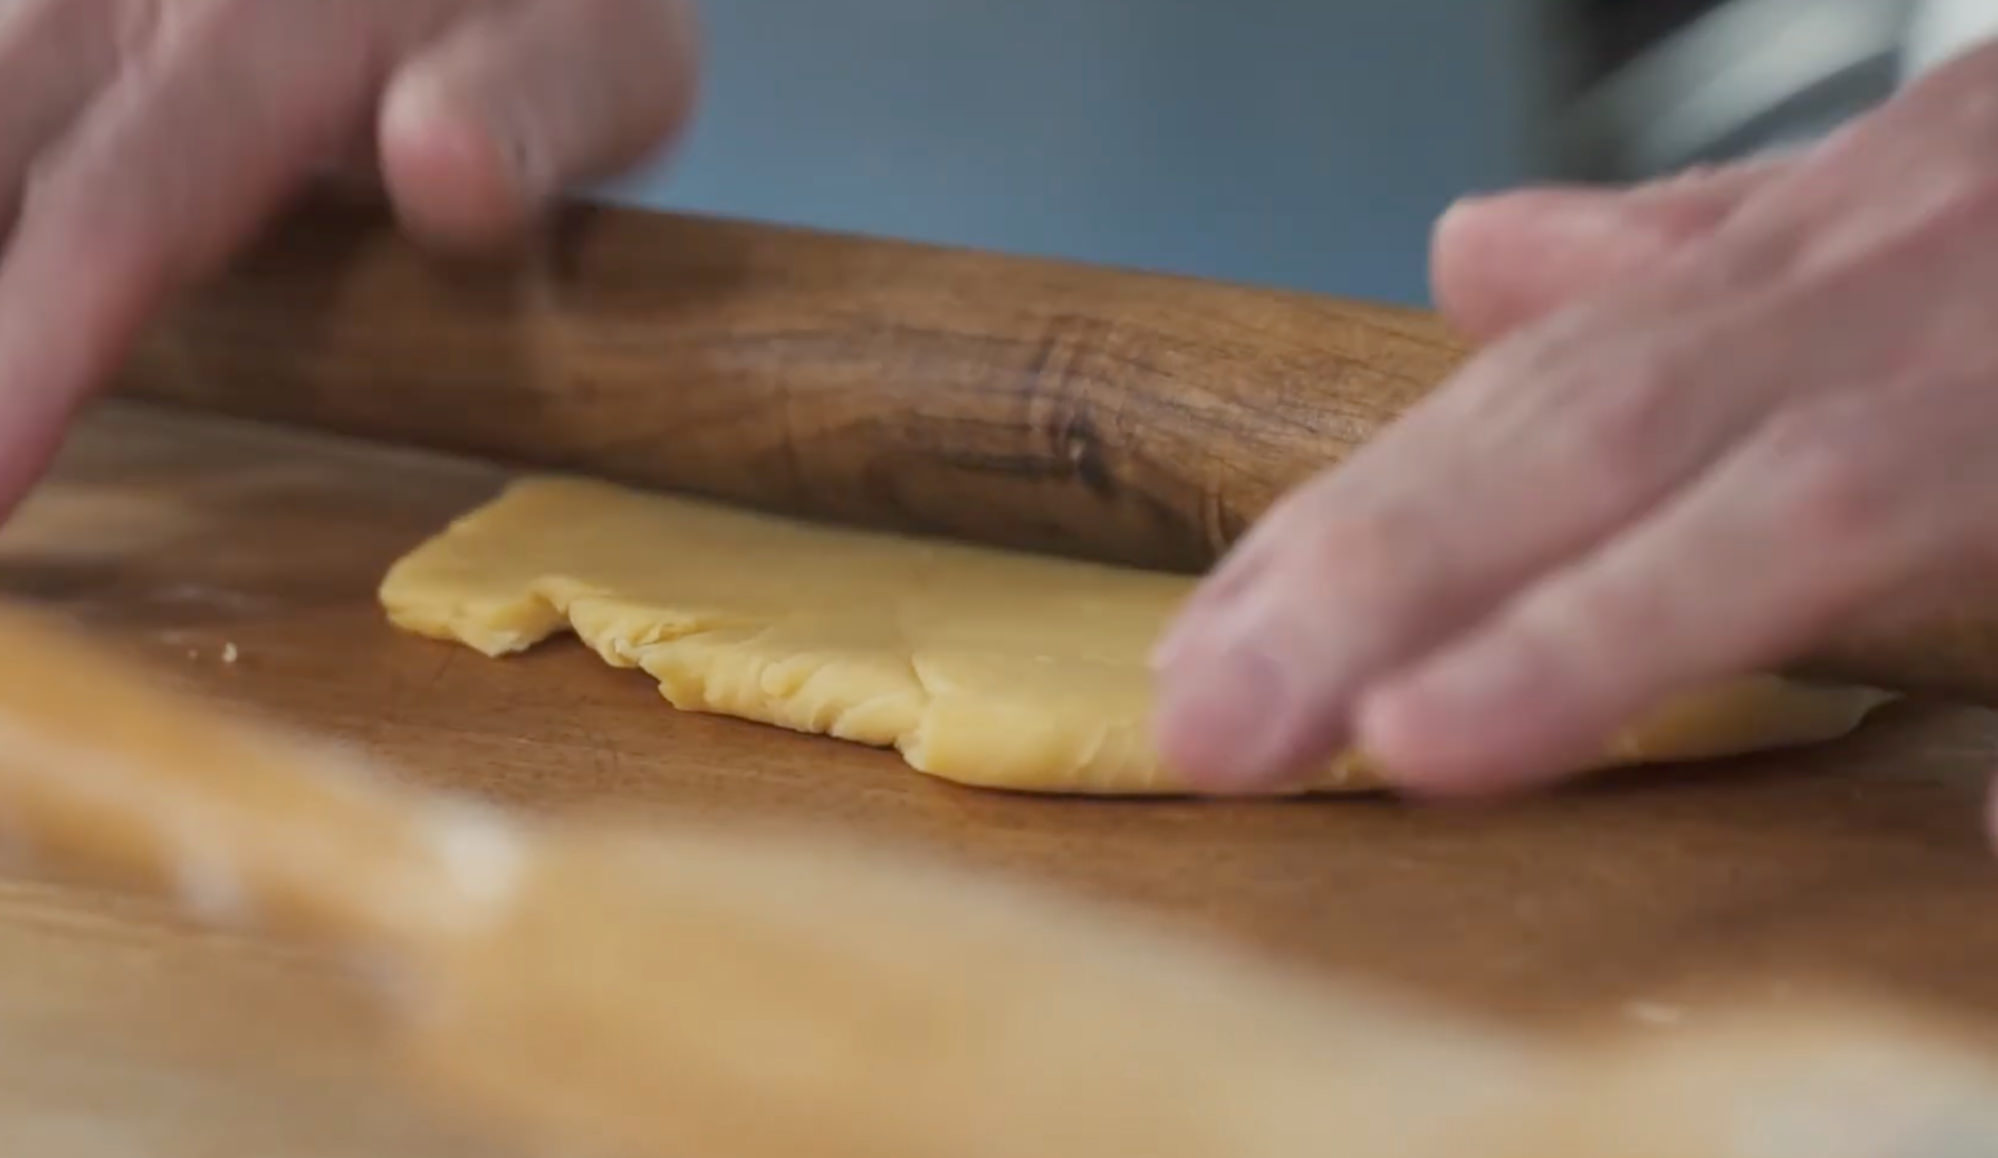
left=379, top=477, right=1896, bottom=795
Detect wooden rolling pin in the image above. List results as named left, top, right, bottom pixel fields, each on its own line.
left=113, top=190, right=1998, bottom=705
left=1, top=601, right=1997, bottom=1158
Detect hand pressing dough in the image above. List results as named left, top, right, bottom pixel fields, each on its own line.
left=379, top=477, right=1896, bottom=795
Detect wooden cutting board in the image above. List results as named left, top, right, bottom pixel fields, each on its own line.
left=4, top=399, right=1998, bottom=1154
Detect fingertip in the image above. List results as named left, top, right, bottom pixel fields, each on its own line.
left=1428, top=192, right=1496, bottom=275
left=1356, top=647, right=1600, bottom=800
left=1152, top=636, right=1348, bottom=797
left=377, top=0, right=701, bottom=258
left=1153, top=656, right=1280, bottom=795
left=1430, top=186, right=1688, bottom=342
left=1354, top=680, right=1502, bottom=800
left=1428, top=190, right=1539, bottom=340
left=378, top=71, right=537, bottom=254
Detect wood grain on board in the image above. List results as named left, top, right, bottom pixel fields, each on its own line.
left=3, top=404, right=1998, bottom=1155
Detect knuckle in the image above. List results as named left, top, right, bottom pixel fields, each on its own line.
left=1576, top=363, right=1675, bottom=459
left=1478, top=578, right=1648, bottom=713
left=1536, top=343, right=1691, bottom=502
left=1522, top=569, right=1659, bottom=660
left=1498, top=598, right=1607, bottom=688
left=1493, top=303, right=1696, bottom=439
left=1760, top=403, right=1895, bottom=544
left=1286, top=502, right=1411, bottom=606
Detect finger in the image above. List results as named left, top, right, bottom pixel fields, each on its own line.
left=0, top=0, right=381, bottom=517
left=1149, top=312, right=1752, bottom=793
left=1432, top=157, right=1791, bottom=342
left=0, top=0, right=128, bottom=223
left=380, top=0, right=701, bottom=251
left=1360, top=379, right=1987, bottom=796
left=1151, top=216, right=1938, bottom=795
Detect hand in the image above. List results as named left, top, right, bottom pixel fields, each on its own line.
left=1151, top=41, right=1998, bottom=801
left=0, top=0, right=699, bottom=516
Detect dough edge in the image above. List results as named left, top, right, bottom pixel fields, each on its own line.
left=378, top=476, right=1898, bottom=796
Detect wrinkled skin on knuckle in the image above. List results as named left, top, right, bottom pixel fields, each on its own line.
left=1759, top=65, right=1998, bottom=282
left=1565, top=356, right=1686, bottom=477
left=1523, top=558, right=1692, bottom=681
left=1490, top=343, right=1698, bottom=529
left=1760, top=403, right=1978, bottom=650
left=1759, top=402, right=1902, bottom=560
left=1481, top=585, right=1609, bottom=686
left=1273, top=499, right=1424, bottom=616
left=1443, top=296, right=1681, bottom=449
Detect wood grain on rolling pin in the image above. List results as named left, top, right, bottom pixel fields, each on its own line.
left=113, top=191, right=1998, bottom=706
left=116, top=191, right=1446, bottom=573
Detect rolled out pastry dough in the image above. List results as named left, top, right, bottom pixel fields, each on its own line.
left=379, top=477, right=1895, bottom=795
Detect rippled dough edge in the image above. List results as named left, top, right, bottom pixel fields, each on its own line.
left=379, top=477, right=1898, bottom=796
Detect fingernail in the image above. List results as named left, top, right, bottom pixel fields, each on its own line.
left=1155, top=644, right=1299, bottom=791
left=383, top=74, right=540, bottom=231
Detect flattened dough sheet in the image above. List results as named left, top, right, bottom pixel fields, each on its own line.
left=379, top=477, right=1896, bottom=795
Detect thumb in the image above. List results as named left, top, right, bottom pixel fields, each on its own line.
left=1430, top=156, right=1792, bottom=343
left=378, top=0, right=700, bottom=252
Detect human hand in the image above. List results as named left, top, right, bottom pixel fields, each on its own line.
left=1152, top=41, right=1998, bottom=801
left=0, top=0, right=698, bottom=516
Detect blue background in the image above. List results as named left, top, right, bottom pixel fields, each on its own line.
left=599, top=1, right=1545, bottom=306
